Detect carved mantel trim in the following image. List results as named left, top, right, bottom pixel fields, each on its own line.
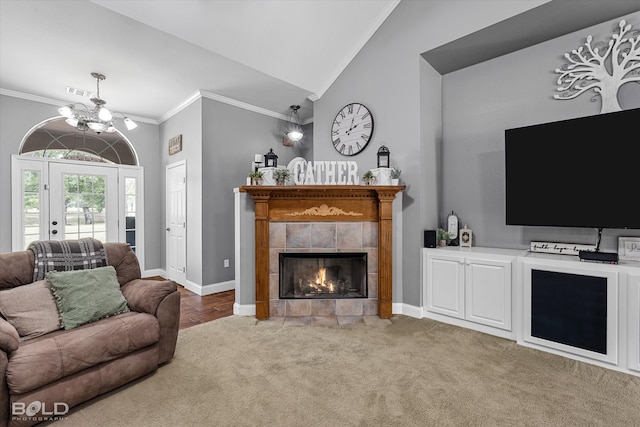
left=241, top=185, right=405, bottom=319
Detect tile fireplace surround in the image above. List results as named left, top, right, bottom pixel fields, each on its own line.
left=270, top=221, right=377, bottom=316
left=240, top=185, right=405, bottom=320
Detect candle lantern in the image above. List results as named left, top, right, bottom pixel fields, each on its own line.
left=264, top=148, right=278, bottom=167
left=377, top=145, right=390, bottom=168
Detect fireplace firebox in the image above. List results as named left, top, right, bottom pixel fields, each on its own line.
left=279, top=253, right=367, bottom=299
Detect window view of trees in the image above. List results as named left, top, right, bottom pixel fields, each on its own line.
left=63, top=174, right=107, bottom=241
left=23, top=170, right=40, bottom=248
left=25, top=149, right=111, bottom=163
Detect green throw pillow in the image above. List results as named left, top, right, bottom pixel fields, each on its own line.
left=46, top=266, right=129, bottom=330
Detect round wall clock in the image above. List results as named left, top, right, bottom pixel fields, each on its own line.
left=331, top=103, right=374, bottom=156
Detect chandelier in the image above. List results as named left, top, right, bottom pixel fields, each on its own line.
left=58, top=72, right=137, bottom=134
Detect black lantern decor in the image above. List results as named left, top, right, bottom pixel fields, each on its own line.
left=377, top=145, right=390, bottom=168
left=264, top=148, right=278, bottom=167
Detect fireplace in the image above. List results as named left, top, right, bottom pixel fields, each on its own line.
left=240, top=185, right=405, bottom=319
left=280, top=252, right=367, bottom=299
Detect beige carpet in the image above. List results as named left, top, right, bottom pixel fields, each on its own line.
left=60, top=315, right=640, bottom=426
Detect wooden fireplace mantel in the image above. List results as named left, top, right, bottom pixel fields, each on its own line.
left=240, top=185, right=405, bottom=319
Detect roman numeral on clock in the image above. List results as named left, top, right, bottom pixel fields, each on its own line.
left=361, top=134, right=369, bottom=142
left=333, top=138, right=341, bottom=146
left=339, top=144, right=346, bottom=153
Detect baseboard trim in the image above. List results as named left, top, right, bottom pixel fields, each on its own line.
left=234, top=303, right=256, bottom=316
left=392, top=303, right=423, bottom=319
left=183, top=280, right=235, bottom=296
left=143, top=268, right=166, bottom=278
left=423, top=311, right=515, bottom=340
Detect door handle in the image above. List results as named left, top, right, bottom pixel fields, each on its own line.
left=52, top=221, right=58, bottom=226
left=166, top=227, right=170, bottom=232
left=51, top=230, right=58, bottom=235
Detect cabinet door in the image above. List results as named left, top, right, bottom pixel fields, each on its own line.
left=465, top=257, right=512, bottom=331
left=425, top=253, right=465, bottom=319
left=629, top=273, right=640, bottom=373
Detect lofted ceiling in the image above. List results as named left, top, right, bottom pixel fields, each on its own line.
left=3, top=1, right=638, bottom=126
left=0, top=0, right=401, bottom=123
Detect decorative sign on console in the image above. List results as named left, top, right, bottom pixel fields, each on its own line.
left=530, top=241, right=597, bottom=256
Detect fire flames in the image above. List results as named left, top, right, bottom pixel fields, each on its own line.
left=313, top=267, right=334, bottom=292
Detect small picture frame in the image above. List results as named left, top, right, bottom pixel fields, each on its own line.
left=168, top=134, right=182, bottom=155
left=460, top=226, right=472, bottom=248
left=618, top=237, right=640, bottom=261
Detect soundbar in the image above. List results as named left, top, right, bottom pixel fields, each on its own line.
left=578, top=250, right=619, bottom=264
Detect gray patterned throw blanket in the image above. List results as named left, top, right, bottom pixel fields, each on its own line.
left=27, top=238, right=108, bottom=282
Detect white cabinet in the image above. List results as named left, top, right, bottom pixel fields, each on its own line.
left=423, top=247, right=522, bottom=338
left=424, top=252, right=464, bottom=319
left=629, top=273, right=640, bottom=373
left=465, top=257, right=513, bottom=330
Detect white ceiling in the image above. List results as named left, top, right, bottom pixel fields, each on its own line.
left=0, top=0, right=400, bottom=123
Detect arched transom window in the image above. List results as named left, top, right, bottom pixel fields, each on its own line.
left=20, top=117, right=139, bottom=165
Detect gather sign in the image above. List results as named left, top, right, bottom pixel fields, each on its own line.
left=289, top=159, right=360, bottom=185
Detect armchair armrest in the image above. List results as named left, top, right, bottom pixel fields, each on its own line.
left=121, top=279, right=178, bottom=316
left=0, top=317, right=19, bottom=353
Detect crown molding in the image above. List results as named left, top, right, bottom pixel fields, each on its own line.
left=159, top=89, right=314, bottom=125
left=0, top=88, right=62, bottom=107
left=157, top=91, right=202, bottom=124
left=0, top=88, right=157, bottom=125
left=200, top=90, right=290, bottom=121
left=2, top=87, right=315, bottom=127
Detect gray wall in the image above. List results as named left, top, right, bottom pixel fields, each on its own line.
left=201, top=98, right=311, bottom=285
left=313, top=0, right=545, bottom=307
left=160, top=99, right=203, bottom=286
left=442, top=12, right=640, bottom=252
left=160, top=96, right=313, bottom=287
left=0, top=96, right=54, bottom=253
left=0, top=95, right=162, bottom=270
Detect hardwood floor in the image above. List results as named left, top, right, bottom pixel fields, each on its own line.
left=143, top=277, right=234, bottom=329
left=177, top=286, right=235, bottom=329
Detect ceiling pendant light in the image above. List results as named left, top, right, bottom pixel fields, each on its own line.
left=285, top=105, right=304, bottom=143
left=58, top=72, right=137, bottom=134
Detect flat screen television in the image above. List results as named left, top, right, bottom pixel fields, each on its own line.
left=505, top=108, right=640, bottom=229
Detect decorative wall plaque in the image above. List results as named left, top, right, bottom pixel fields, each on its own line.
left=554, top=19, right=640, bottom=113
left=168, top=134, right=182, bottom=155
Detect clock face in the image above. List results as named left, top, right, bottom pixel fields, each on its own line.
left=331, top=103, right=374, bottom=156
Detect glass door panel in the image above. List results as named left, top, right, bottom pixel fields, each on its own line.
left=23, top=170, right=42, bottom=248
left=49, top=163, right=118, bottom=242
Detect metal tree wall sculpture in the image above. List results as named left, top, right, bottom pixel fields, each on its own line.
left=554, top=19, right=640, bottom=113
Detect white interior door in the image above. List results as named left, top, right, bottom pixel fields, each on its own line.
left=166, top=161, right=186, bottom=284
left=49, top=162, right=118, bottom=242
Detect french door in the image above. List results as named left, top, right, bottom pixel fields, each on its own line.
left=11, top=156, right=144, bottom=269
left=48, top=162, right=118, bottom=242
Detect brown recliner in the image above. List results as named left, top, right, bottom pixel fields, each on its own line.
left=0, top=243, right=180, bottom=427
